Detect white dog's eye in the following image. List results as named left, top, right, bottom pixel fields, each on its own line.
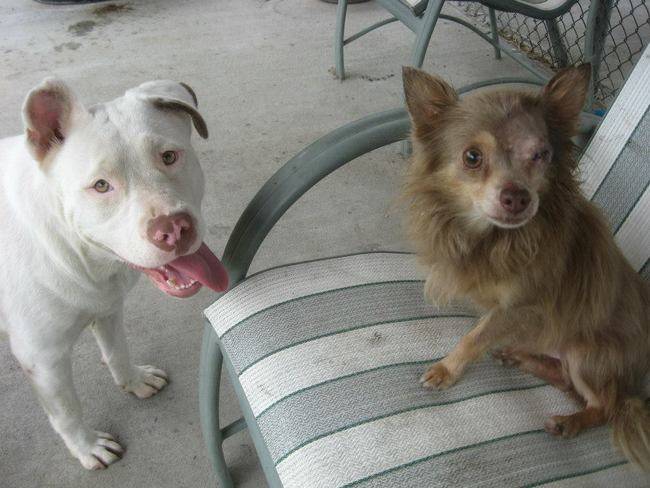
left=93, top=179, right=112, bottom=193
left=162, top=151, right=177, bottom=166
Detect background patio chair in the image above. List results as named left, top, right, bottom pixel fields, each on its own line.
left=200, top=46, right=649, bottom=487
left=334, top=0, right=614, bottom=107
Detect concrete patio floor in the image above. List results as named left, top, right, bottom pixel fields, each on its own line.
left=0, top=1, right=530, bottom=486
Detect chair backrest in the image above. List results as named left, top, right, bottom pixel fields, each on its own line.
left=579, top=45, right=649, bottom=280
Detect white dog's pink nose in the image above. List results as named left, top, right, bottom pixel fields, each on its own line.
left=146, top=212, right=196, bottom=254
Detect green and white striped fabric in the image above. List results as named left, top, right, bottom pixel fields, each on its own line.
left=580, top=47, right=650, bottom=280
left=205, top=49, right=649, bottom=488
left=205, top=257, right=647, bottom=485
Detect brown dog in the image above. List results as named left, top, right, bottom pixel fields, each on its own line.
left=402, top=65, right=650, bottom=468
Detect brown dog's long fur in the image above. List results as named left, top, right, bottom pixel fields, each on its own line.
left=402, top=65, right=650, bottom=468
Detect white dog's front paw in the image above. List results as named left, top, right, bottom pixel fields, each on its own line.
left=122, top=365, right=169, bottom=399
left=74, top=431, right=124, bottom=470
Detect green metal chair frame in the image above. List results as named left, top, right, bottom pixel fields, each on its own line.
left=334, top=0, right=614, bottom=106
left=198, top=77, right=601, bottom=487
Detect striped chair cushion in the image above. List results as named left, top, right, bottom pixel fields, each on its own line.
left=579, top=51, right=650, bottom=279
left=204, top=253, right=648, bottom=488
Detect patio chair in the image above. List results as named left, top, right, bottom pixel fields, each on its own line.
left=199, top=47, right=649, bottom=487
left=334, top=0, right=614, bottom=106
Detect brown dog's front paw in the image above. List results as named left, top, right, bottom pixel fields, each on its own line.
left=420, top=362, right=457, bottom=389
left=544, top=415, right=581, bottom=438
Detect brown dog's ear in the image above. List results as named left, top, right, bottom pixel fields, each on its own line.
left=402, top=66, right=458, bottom=131
left=541, top=64, right=591, bottom=134
left=22, top=78, right=86, bottom=164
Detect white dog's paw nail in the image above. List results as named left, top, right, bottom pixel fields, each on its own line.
left=123, top=365, right=169, bottom=399
left=95, top=430, right=116, bottom=440
left=77, top=433, right=124, bottom=470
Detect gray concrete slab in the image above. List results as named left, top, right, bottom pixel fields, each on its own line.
left=0, top=1, right=529, bottom=486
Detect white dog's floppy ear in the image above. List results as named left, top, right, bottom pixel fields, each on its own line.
left=130, top=80, right=208, bottom=139
left=22, top=78, right=86, bottom=164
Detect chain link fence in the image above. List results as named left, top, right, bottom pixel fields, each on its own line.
left=451, top=1, right=649, bottom=107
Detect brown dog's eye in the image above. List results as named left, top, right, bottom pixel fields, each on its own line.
left=463, top=148, right=483, bottom=169
left=93, top=179, right=112, bottom=193
left=162, top=151, right=177, bottom=166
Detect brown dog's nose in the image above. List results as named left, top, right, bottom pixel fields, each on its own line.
left=146, top=212, right=196, bottom=254
left=500, top=187, right=531, bottom=215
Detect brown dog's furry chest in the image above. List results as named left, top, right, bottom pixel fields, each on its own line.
left=424, top=257, right=521, bottom=310
left=421, top=196, right=648, bottom=350
left=419, top=207, right=558, bottom=310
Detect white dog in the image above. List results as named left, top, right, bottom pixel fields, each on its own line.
left=0, top=79, right=228, bottom=469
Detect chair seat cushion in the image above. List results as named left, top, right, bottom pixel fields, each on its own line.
left=204, top=252, right=648, bottom=488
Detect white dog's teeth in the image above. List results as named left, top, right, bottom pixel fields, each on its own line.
left=166, top=278, right=197, bottom=291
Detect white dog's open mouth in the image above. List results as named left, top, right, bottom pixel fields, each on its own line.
left=130, top=243, right=229, bottom=298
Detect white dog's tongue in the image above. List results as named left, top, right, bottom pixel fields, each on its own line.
left=168, top=243, right=229, bottom=292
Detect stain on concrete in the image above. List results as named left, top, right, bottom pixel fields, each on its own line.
left=68, top=20, right=97, bottom=37
left=361, top=73, right=395, bottom=82
left=208, top=224, right=231, bottom=236
left=93, top=3, right=133, bottom=16
left=54, top=42, right=82, bottom=53
left=67, top=4, right=132, bottom=38
left=91, top=3, right=132, bottom=26
left=92, top=3, right=133, bottom=16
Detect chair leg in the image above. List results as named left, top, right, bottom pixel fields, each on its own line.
left=488, top=8, right=501, bottom=60
left=335, top=0, right=348, bottom=80
left=584, top=0, right=614, bottom=108
left=402, top=0, right=445, bottom=154
left=199, top=322, right=234, bottom=488
left=410, top=0, right=445, bottom=68
left=546, top=19, right=568, bottom=67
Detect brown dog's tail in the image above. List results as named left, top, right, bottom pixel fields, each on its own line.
left=612, top=397, right=650, bottom=470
